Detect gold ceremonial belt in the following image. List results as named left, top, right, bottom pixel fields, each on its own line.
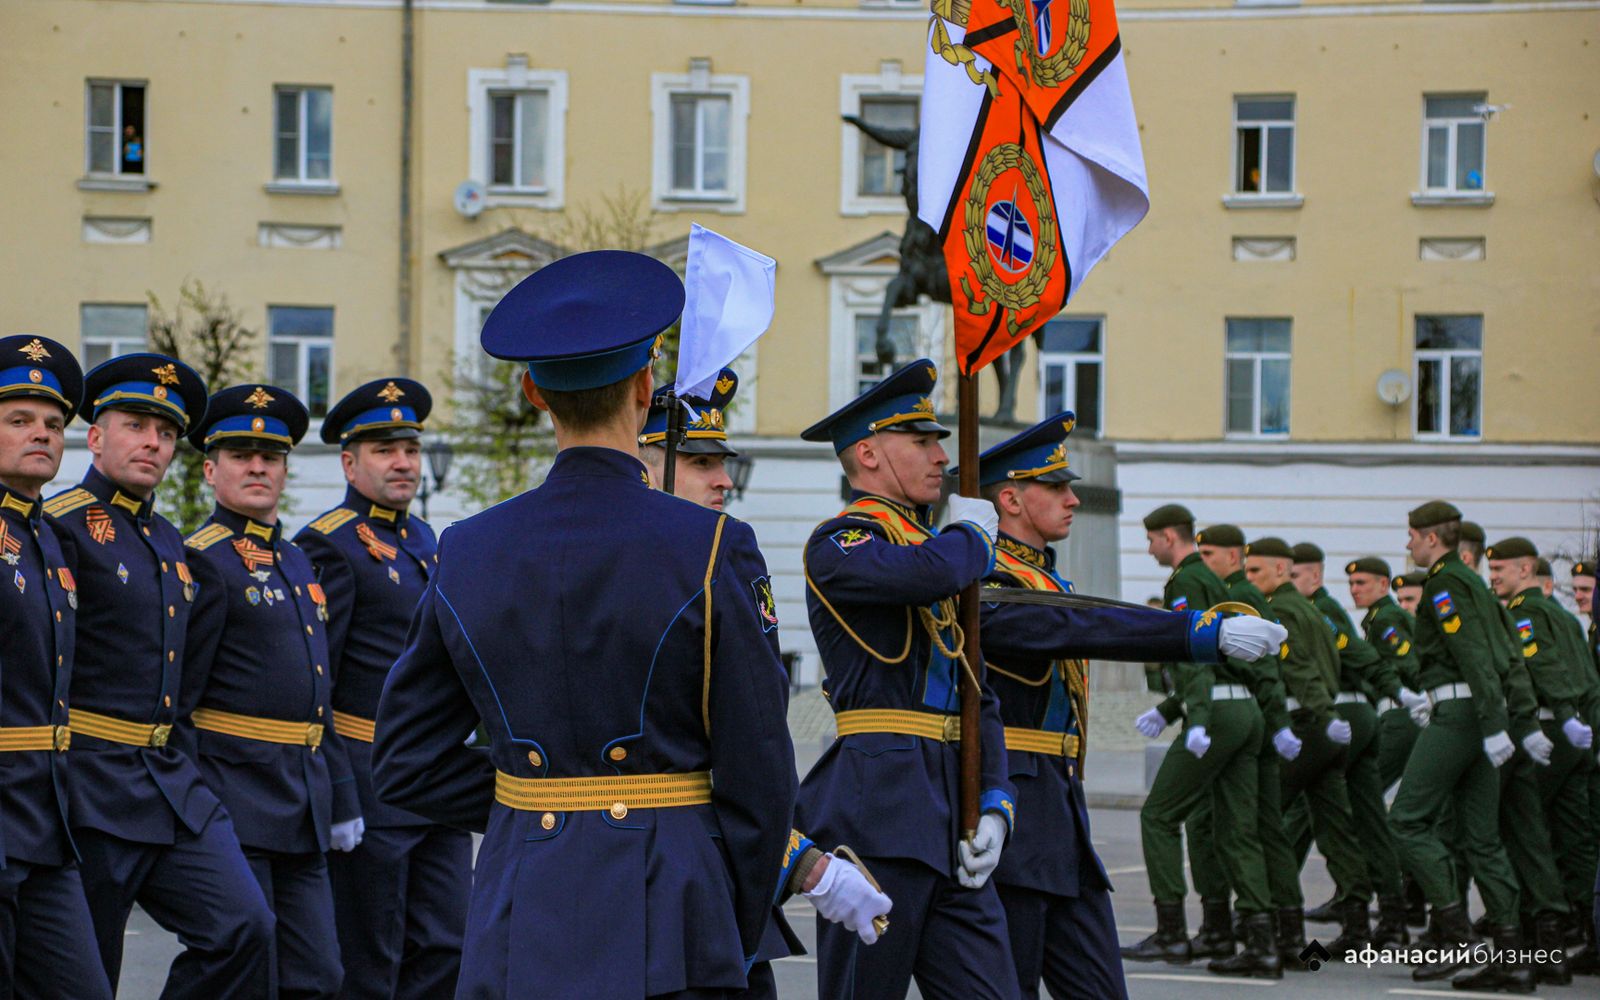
left=835, top=709, right=961, bottom=742
left=332, top=710, right=376, bottom=744
left=72, top=709, right=172, bottom=748
left=1004, top=727, right=1080, bottom=758
left=0, top=725, right=71, bottom=752
left=495, top=771, right=712, bottom=820
left=191, top=707, right=324, bottom=748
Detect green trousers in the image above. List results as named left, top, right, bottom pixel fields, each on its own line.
left=1187, top=799, right=1233, bottom=903
left=1376, top=705, right=1420, bottom=791
left=1279, top=714, right=1373, bottom=906
left=1388, top=698, right=1520, bottom=924
left=1498, top=747, right=1568, bottom=918
left=1535, top=723, right=1594, bottom=913
left=1287, top=703, right=1402, bottom=901
left=1141, top=699, right=1270, bottom=913
left=1254, top=731, right=1302, bottom=909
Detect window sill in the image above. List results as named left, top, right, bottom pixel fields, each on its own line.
left=655, top=192, right=742, bottom=214
left=264, top=181, right=341, bottom=197
left=485, top=188, right=559, bottom=209
left=78, top=176, right=154, bottom=193
left=1224, top=432, right=1292, bottom=441
left=1410, top=192, right=1494, bottom=208
left=841, top=197, right=909, bottom=218
left=1413, top=433, right=1483, bottom=443
left=1221, top=193, right=1303, bottom=210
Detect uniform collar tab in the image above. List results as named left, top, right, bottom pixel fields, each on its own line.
left=344, top=484, right=408, bottom=526
left=0, top=486, right=40, bottom=523
left=213, top=504, right=280, bottom=543
left=84, top=466, right=154, bottom=520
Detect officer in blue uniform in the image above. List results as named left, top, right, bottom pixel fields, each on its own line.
left=638, top=368, right=738, bottom=509
left=372, top=250, right=798, bottom=1000
left=795, top=358, right=1021, bottom=1000
left=46, top=354, right=273, bottom=997
left=180, top=384, right=342, bottom=998
left=966, top=414, right=1281, bottom=999
left=0, top=335, right=113, bottom=998
left=292, top=377, right=471, bottom=1000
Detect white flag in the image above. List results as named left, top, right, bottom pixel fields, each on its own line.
left=674, top=223, right=776, bottom=400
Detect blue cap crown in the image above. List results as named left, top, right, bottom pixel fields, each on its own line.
left=0, top=336, right=84, bottom=423
left=321, top=378, right=432, bottom=445
left=190, top=384, right=310, bottom=453
left=800, top=359, right=948, bottom=454
left=84, top=353, right=208, bottom=432
left=968, top=411, right=1082, bottom=488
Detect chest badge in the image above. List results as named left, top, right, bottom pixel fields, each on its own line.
left=246, top=586, right=261, bottom=606
left=87, top=507, right=116, bottom=545
left=388, top=566, right=401, bottom=585
left=307, top=582, right=329, bottom=621
left=13, top=568, right=24, bottom=594
left=262, top=586, right=276, bottom=606
left=58, top=567, right=77, bottom=610
left=176, top=562, right=195, bottom=602
left=0, top=522, right=20, bottom=566
left=116, top=562, right=129, bottom=585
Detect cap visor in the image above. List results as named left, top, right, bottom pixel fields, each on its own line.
left=1032, top=467, right=1082, bottom=484
left=883, top=419, right=950, bottom=438
left=677, top=438, right=738, bottom=456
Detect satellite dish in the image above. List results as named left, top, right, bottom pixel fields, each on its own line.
left=453, top=180, right=486, bottom=219
left=1592, top=149, right=1600, bottom=179
left=1376, top=369, right=1412, bottom=406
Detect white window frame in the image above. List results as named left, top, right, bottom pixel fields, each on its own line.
left=266, top=306, right=335, bottom=419
left=468, top=63, right=568, bottom=210
left=840, top=63, right=922, bottom=216
left=1223, top=318, right=1292, bottom=438
left=651, top=64, right=749, bottom=214
left=1231, top=95, right=1296, bottom=197
left=1419, top=93, right=1488, bottom=197
left=79, top=303, right=149, bottom=370
left=271, top=86, right=336, bottom=189
left=84, top=79, right=146, bottom=179
left=1036, top=316, right=1104, bottom=436
left=1412, top=315, right=1484, bottom=441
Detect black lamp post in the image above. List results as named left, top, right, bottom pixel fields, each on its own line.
left=725, top=454, right=755, bottom=503
left=418, top=439, right=455, bottom=520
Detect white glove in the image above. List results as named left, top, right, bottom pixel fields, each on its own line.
left=330, top=817, right=364, bottom=852
left=803, top=855, right=893, bottom=945
left=1134, top=707, right=1168, bottom=739
left=945, top=495, right=998, bottom=540
left=1326, top=718, right=1353, bottom=745
left=956, top=813, right=1008, bottom=889
left=1400, top=688, right=1431, bottom=728
left=1217, top=618, right=1289, bottom=661
left=1521, top=729, right=1555, bottom=766
left=1185, top=725, right=1211, bottom=758
left=1272, top=726, right=1302, bottom=761
left=1483, top=731, right=1515, bottom=768
left=1562, top=718, right=1593, bottom=749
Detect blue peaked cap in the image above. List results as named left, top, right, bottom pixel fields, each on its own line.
left=800, top=358, right=948, bottom=454
left=321, top=378, right=431, bottom=445
left=84, top=353, right=208, bottom=433
left=956, top=411, right=1082, bottom=488
left=189, top=383, right=310, bottom=453
left=639, top=367, right=739, bottom=456
left=0, top=335, right=84, bottom=424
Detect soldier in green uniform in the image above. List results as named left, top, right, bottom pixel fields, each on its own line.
left=1122, top=505, right=1282, bottom=975
left=1388, top=501, right=1529, bottom=988
left=1459, top=521, right=1487, bottom=574
left=1564, top=558, right=1600, bottom=974
left=1243, top=538, right=1372, bottom=960
left=1196, top=525, right=1306, bottom=968
left=1394, top=571, right=1425, bottom=616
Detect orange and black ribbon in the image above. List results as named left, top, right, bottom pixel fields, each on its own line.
left=232, top=538, right=276, bottom=573
left=86, top=507, right=115, bottom=545
left=355, top=522, right=398, bottom=562
left=0, top=522, right=20, bottom=563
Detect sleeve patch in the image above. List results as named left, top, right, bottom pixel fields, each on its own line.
left=1396, top=641, right=1411, bottom=656
left=751, top=576, right=779, bottom=633
left=308, top=508, right=358, bottom=535
left=1169, top=595, right=1189, bottom=612
left=1442, top=616, right=1461, bottom=634
left=1515, top=618, right=1534, bottom=644
left=1431, top=590, right=1455, bottom=618
left=830, top=527, right=874, bottom=554
left=1381, top=626, right=1399, bottom=646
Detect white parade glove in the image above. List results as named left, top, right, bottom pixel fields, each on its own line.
left=1217, top=618, right=1289, bottom=661
left=803, top=855, right=893, bottom=945
left=1185, top=725, right=1211, bottom=758
left=330, top=816, right=364, bottom=852
left=1272, top=726, right=1302, bottom=761
left=944, top=495, right=999, bottom=540
left=1521, top=729, right=1555, bottom=766
left=1561, top=718, right=1593, bottom=749
left=1400, top=688, right=1431, bottom=728
left=956, top=813, right=1008, bottom=889
left=1326, top=718, right=1353, bottom=745
left=1483, top=731, right=1515, bottom=768
left=1134, top=707, right=1168, bottom=739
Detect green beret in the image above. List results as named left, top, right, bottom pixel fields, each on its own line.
left=1246, top=536, right=1293, bottom=560
left=1347, top=557, right=1391, bottom=578
left=1195, top=524, right=1245, bottom=548
left=1535, top=557, right=1553, bottom=577
left=1460, top=521, right=1485, bottom=545
left=1143, top=503, right=1195, bottom=532
left=1292, top=542, right=1324, bottom=565
left=1394, top=570, right=1427, bottom=589
left=1574, top=560, right=1595, bottom=579
left=1408, top=500, right=1462, bottom=530
left=1485, top=536, right=1538, bottom=561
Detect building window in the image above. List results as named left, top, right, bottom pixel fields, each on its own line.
left=840, top=63, right=921, bottom=216
left=86, top=81, right=146, bottom=176
left=1414, top=315, right=1482, bottom=438
left=489, top=90, right=549, bottom=190
left=468, top=63, right=568, bottom=209
left=857, top=96, right=918, bottom=197
left=854, top=313, right=925, bottom=395
left=651, top=63, right=749, bottom=212
left=1233, top=96, right=1294, bottom=194
left=671, top=94, right=731, bottom=197
left=1038, top=318, right=1103, bottom=435
left=267, top=307, right=333, bottom=417
left=274, top=87, right=333, bottom=183
left=1422, top=94, right=1486, bottom=194
left=79, top=304, right=148, bottom=369
left=1225, top=318, right=1291, bottom=436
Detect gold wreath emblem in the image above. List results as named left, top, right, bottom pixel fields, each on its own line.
left=1006, top=0, right=1091, bottom=89
left=961, top=143, right=1059, bottom=320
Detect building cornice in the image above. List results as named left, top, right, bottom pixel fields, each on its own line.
left=1114, top=440, right=1600, bottom=467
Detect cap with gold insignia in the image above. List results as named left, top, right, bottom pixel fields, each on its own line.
left=1485, top=536, right=1538, bottom=561
left=1195, top=524, right=1245, bottom=548
left=958, top=410, right=1081, bottom=487
left=639, top=367, right=738, bottom=456
left=1407, top=500, right=1462, bottom=530
left=83, top=353, right=208, bottom=433
left=1573, top=560, right=1595, bottom=580
left=1347, top=556, right=1391, bottom=578
left=1246, top=536, right=1294, bottom=560
left=1460, top=521, right=1486, bottom=546
left=189, top=384, right=309, bottom=454
left=1142, top=503, right=1195, bottom=533
left=0, top=335, right=84, bottom=423
left=481, top=250, right=682, bottom=392
left=1535, top=557, right=1553, bottom=577
left=801, top=358, right=947, bottom=454
left=1292, top=542, right=1325, bottom=565
left=1394, top=570, right=1426, bottom=589
left=321, top=378, right=432, bottom=445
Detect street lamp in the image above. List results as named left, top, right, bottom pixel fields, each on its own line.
left=418, top=439, right=455, bottom=520
left=725, top=453, right=755, bottom=503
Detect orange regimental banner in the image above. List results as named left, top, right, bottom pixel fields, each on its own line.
left=962, top=0, right=1123, bottom=133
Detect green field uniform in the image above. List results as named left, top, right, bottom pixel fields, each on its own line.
left=1387, top=550, right=1521, bottom=925
left=1267, top=584, right=1373, bottom=908
left=1550, top=602, right=1600, bottom=917
left=1363, top=595, right=1422, bottom=790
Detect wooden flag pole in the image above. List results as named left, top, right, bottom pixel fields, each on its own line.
left=957, top=372, right=981, bottom=838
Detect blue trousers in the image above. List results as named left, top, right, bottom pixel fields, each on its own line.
left=0, top=859, right=112, bottom=1000
left=244, top=847, right=342, bottom=1000
left=816, top=856, right=1020, bottom=1000
left=328, top=823, right=470, bottom=1000
left=74, top=812, right=274, bottom=999
left=997, top=883, right=1127, bottom=1000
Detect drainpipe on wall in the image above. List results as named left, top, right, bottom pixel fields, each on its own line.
left=396, top=0, right=415, bottom=374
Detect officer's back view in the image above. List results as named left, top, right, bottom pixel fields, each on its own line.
left=372, top=250, right=798, bottom=1000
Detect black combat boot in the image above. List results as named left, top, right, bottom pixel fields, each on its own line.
left=1276, top=907, right=1308, bottom=970
left=1533, top=911, right=1572, bottom=986
left=1371, top=896, right=1411, bottom=950
left=1413, top=903, right=1475, bottom=981
left=1189, top=898, right=1236, bottom=959
left=1569, top=908, right=1600, bottom=975
left=1305, top=892, right=1341, bottom=923
left=1450, top=924, right=1536, bottom=994
left=1405, top=875, right=1428, bottom=927
left=1120, top=901, right=1192, bottom=964
left=1208, top=911, right=1283, bottom=979
left=1326, top=899, right=1373, bottom=959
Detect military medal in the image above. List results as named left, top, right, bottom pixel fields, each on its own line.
left=307, top=582, right=329, bottom=622
left=176, top=562, right=195, bottom=602
left=356, top=523, right=399, bottom=563
left=87, top=507, right=116, bottom=545
left=0, top=522, right=20, bottom=566
left=58, top=567, right=77, bottom=610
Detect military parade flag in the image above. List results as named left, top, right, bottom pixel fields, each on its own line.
left=674, top=223, right=776, bottom=401
left=918, top=0, right=1148, bottom=375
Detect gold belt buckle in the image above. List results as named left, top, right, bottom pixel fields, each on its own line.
left=307, top=724, right=324, bottom=748
left=150, top=724, right=172, bottom=748
left=941, top=716, right=961, bottom=742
